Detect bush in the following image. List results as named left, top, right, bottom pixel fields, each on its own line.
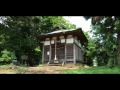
left=0, top=49, right=14, bottom=64
left=107, top=58, right=114, bottom=67
left=97, top=58, right=105, bottom=66
left=27, top=53, right=41, bottom=66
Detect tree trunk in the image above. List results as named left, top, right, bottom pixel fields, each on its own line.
left=117, top=32, right=120, bottom=65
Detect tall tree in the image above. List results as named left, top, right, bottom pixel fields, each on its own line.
left=84, top=31, right=96, bottom=65
left=84, top=16, right=119, bottom=66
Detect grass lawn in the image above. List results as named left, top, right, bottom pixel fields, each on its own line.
left=62, top=66, right=120, bottom=74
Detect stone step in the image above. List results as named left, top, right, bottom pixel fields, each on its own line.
left=47, top=60, right=65, bottom=66
left=48, top=64, right=62, bottom=66
left=49, top=60, right=63, bottom=63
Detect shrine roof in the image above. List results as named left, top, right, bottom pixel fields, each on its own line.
left=44, top=29, right=74, bottom=35
left=36, top=28, right=88, bottom=45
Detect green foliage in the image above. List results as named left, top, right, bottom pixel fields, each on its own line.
left=83, top=31, right=96, bottom=66
left=0, top=16, right=75, bottom=65
left=0, top=49, right=14, bottom=64
left=83, top=16, right=120, bottom=66
left=34, top=46, right=41, bottom=52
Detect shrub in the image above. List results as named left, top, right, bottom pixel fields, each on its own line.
left=0, top=49, right=14, bottom=64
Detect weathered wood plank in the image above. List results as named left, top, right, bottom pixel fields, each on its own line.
left=73, top=43, right=76, bottom=64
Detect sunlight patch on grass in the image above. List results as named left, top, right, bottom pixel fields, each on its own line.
left=62, top=66, right=120, bottom=74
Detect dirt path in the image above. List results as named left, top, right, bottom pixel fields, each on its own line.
left=26, top=65, right=81, bottom=74
left=0, top=64, right=85, bottom=74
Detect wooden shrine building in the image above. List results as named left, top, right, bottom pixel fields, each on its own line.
left=36, top=27, right=88, bottom=65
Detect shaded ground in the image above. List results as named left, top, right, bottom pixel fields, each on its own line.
left=0, top=64, right=86, bottom=74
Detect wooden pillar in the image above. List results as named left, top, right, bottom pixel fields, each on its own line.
left=65, top=38, right=67, bottom=64
left=49, top=40, right=51, bottom=62
left=42, top=45, right=44, bottom=64
left=73, top=43, right=76, bottom=64
left=54, top=39, right=57, bottom=60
